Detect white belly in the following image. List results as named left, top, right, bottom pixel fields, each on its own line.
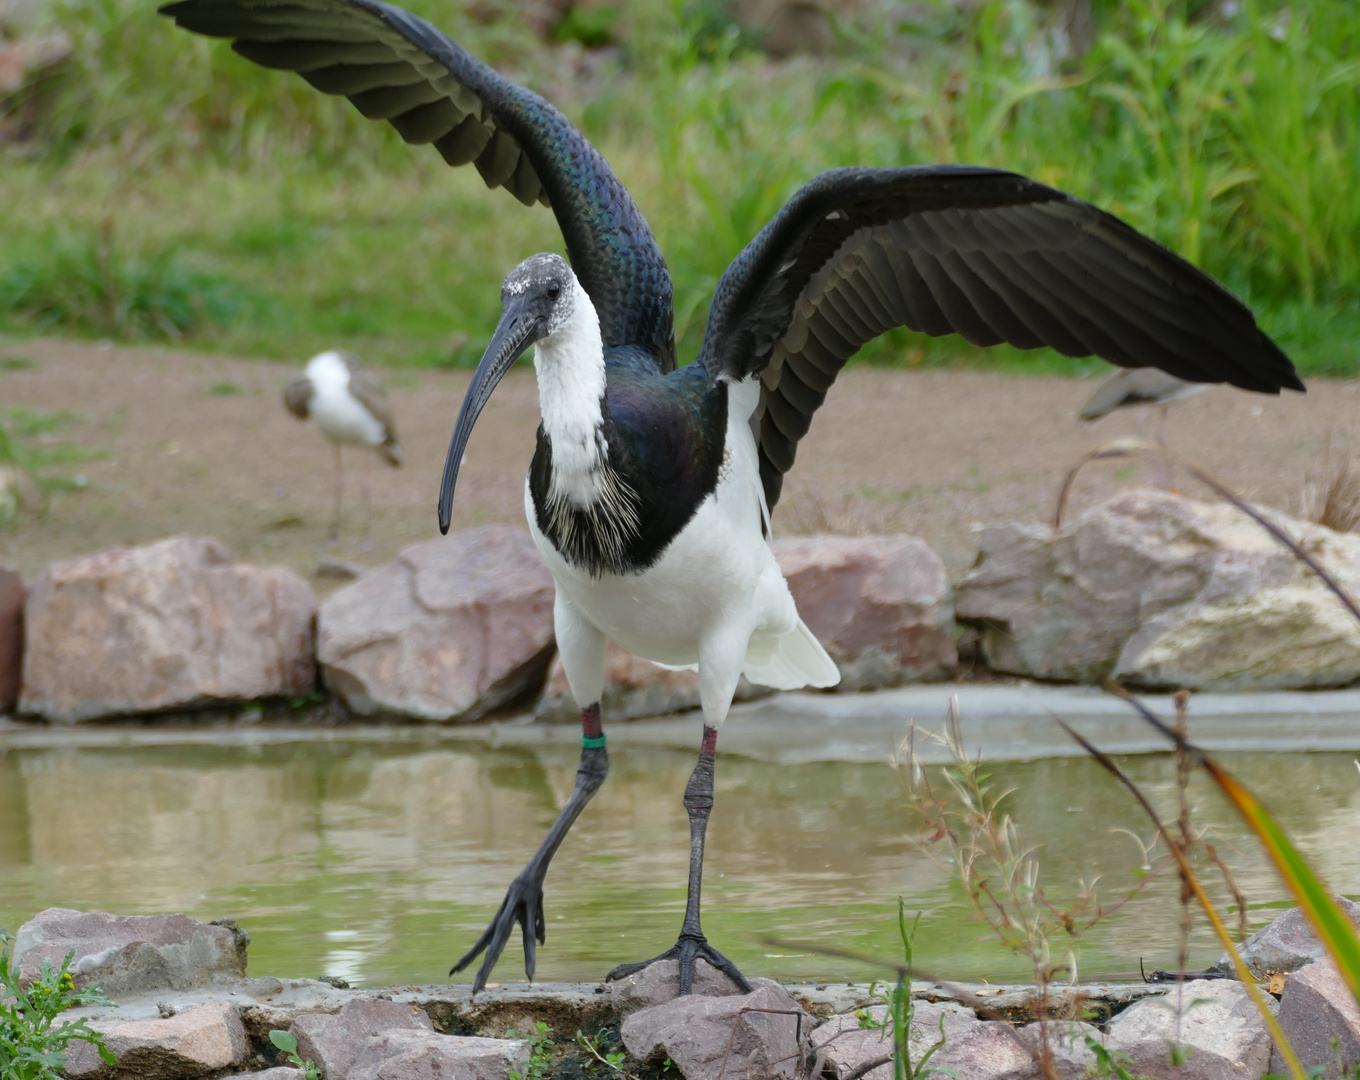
left=524, top=375, right=796, bottom=667
left=527, top=480, right=796, bottom=667
left=311, top=384, right=385, bottom=447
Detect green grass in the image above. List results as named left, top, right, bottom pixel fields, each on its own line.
left=0, top=0, right=1356, bottom=376
left=0, top=408, right=104, bottom=524
left=0, top=225, right=260, bottom=340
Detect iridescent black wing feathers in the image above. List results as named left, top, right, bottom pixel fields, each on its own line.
left=698, top=166, right=1303, bottom=510
left=164, top=3, right=1303, bottom=516
left=159, top=0, right=676, bottom=368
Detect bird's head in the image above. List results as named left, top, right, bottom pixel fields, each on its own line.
left=438, top=253, right=577, bottom=534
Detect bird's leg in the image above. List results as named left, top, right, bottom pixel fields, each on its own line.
left=450, top=594, right=608, bottom=991
left=606, top=725, right=752, bottom=995
left=1155, top=403, right=1173, bottom=488
left=357, top=473, right=373, bottom=552
left=329, top=443, right=344, bottom=543
left=450, top=702, right=609, bottom=992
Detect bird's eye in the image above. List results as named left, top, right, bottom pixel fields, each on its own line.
left=547, top=281, right=561, bottom=299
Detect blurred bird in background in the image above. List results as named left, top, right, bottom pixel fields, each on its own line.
left=1079, top=367, right=1212, bottom=487
left=283, top=349, right=402, bottom=540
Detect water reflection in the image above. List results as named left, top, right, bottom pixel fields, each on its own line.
left=0, top=741, right=1356, bottom=987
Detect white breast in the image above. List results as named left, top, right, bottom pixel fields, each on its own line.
left=306, top=351, right=386, bottom=447
left=525, top=376, right=796, bottom=667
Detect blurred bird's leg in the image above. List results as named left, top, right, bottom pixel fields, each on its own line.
left=607, top=622, right=752, bottom=995
left=329, top=444, right=344, bottom=544
left=357, top=472, right=374, bottom=552
left=450, top=594, right=608, bottom=992
left=1155, top=403, right=1173, bottom=489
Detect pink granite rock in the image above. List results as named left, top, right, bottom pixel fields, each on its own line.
left=1007, top=1020, right=1100, bottom=1080
left=1211, top=900, right=1360, bottom=978
left=610, top=956, right=785, bottom=1014
left=317, top=527, right=555, bottom=721
left=1270, top=958, right=1360, bottom=1078
left=291, top=997, right=435, bottom=1080
left=809, top=1004, right=897, bottom=1080
left=621, top=982, right=810, bottom=1079
left=810, top=1000, right=1031, bottom=1080
left=772, top=535, right=955, bottom=689
left=347, top=1030, right=531, bottom=1080
left=230, top=1070, right=304, bottom=1080
left=957, top=490, right=1360, bottom=689
left=63, top=1002, right=247, bottom=1079
left=1105, top=979, right=1275, bottom=1080
left=19, top=536, right=315, bottom=721
left=13, top=908, right=247, bottom=994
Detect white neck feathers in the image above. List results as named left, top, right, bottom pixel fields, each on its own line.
left=534, top=277, right=610, bottom=509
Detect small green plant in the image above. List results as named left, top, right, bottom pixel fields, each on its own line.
left=268, top=1029, right=322, bottom=1080
left=853, top=901, right=944, bottom=1080
left=1084, top=1034, right=1141, bottom=1080
left=288, top=690, right=327, bottom=710
left=576, top=1027, right=645, bottom=1077
left=1, top=928, right=116, bottom=1080
left=507, top=1021, right=553, bottom=1080
left=207, top=380, right=245, bottom=396
left=899, top=703, right=1163, bottom=1079
left=901, top=706, right=1143, bottom=996
left=0, top=407, right=106, bottom=524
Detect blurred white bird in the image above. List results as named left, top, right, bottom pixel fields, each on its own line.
left=1080, top=367, right=1211, bottom=423
left=1080, top=367, right=1212, bottom=487
left=284, top=349, right=402, bottom=539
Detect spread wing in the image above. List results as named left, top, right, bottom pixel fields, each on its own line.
left=161, top=0, right=676, bottom=367
left=696, top=165, right=1303, bottom=511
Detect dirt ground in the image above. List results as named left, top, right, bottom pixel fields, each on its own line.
left=1, top=338, right=1356, bottom=589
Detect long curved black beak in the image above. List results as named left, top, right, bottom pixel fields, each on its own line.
left=438, top=300, right=541, bottom=534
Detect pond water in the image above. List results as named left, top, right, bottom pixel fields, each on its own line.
left=1, top=718, right=1357, bottom=989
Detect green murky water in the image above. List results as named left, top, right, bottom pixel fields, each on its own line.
left=1, top=736, right=1357, bottom=987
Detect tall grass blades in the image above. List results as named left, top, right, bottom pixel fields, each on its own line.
left=813, top=0, right=1360, bottom=373
left=25, top=0, right=543, bottom=169
left=1054, top=711, right=1312, bottom=1080
left=0, top=224, right=258, bottom=339
left=2, top=0, right=1356, bottom=366
left=897, top=703, right=1152, bottom=1015
left=1226, top=0, right=1360, bottom=305
left=1111, top=646, right=1360, bottom=1007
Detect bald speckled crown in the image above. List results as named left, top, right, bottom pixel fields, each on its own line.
left=502, top=253, right=577, bottom=338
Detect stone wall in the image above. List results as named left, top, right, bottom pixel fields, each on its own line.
left=11, top=904, right=1359, bottom=1080
left=1, top=529, right=958, bottom=724
left=5, top=490, right=1360, bottom=724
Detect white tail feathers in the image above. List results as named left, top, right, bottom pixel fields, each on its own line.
left=741, top=619, right=840, bottom=691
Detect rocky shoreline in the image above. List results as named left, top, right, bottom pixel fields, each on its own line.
left=7, top=905, right=1360, bottom=1080
left=5, top=489, right=1360, bottom=726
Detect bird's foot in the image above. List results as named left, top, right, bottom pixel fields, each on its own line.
left=449, top=866, right=546, bottom=993
left=605, top=931, right=752, bottom=996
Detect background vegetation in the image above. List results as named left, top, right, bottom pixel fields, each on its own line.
left=0, top=0, right=1356, bottom=376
